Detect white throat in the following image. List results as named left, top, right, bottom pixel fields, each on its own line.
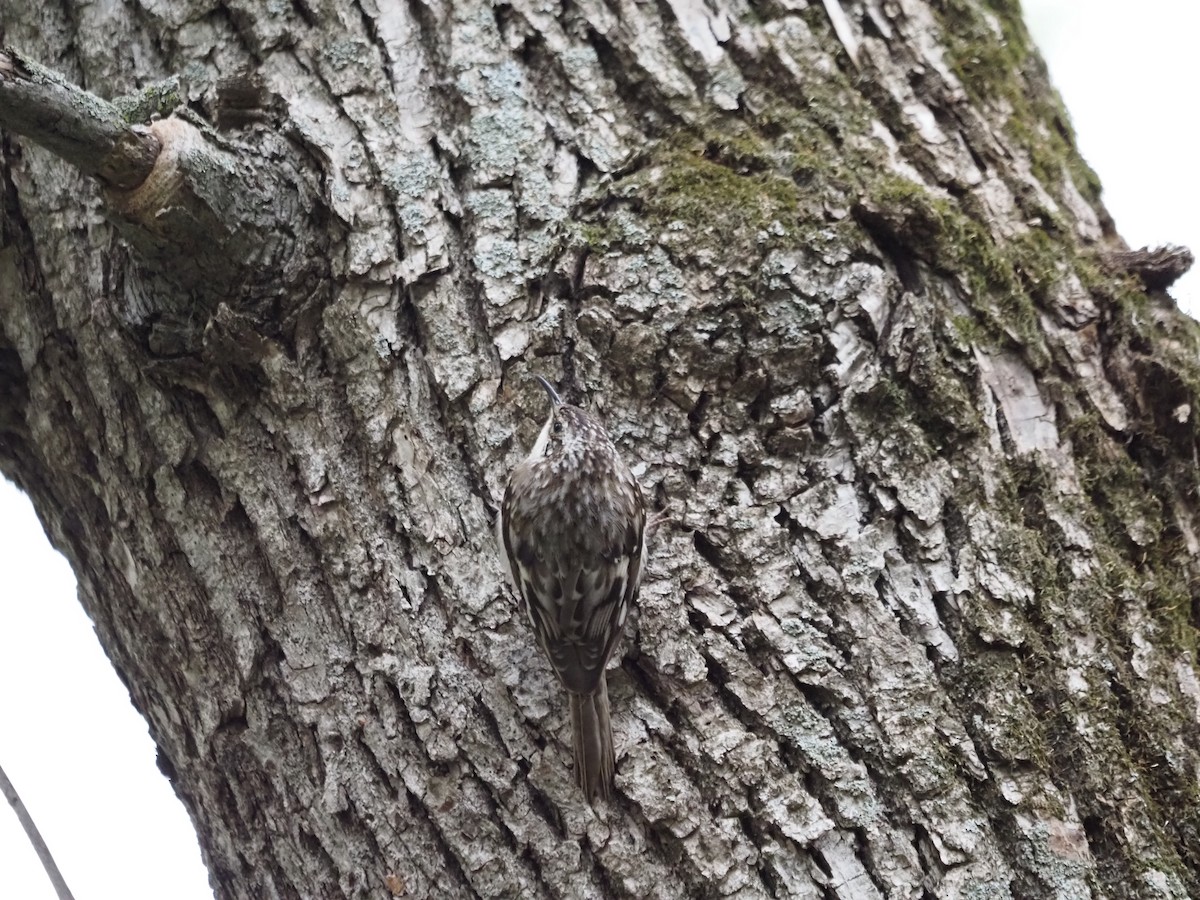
left=529, top=412, right=554, bottom=460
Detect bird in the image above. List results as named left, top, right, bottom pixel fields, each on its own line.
left=499, top=375, right=647, bottom=802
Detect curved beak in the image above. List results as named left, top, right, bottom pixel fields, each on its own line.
left=534, top=375, right=563, bottom=406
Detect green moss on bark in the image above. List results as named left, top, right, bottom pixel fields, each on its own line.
left=932, top=0, right=1103, bottom=209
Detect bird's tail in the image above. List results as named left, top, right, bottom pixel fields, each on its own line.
left=569, top=677, right=615, bottom=803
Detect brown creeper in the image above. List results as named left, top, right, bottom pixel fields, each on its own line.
left=499, top=376, right=647, bottom=802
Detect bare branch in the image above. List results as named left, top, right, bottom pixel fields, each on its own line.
left=0, top=761, right=76, bottom=900
left=0, top=48, right=160, bottom=189
left=1102, top=244, right=1194, bottom=292
left=0, top=47, right=326, bottom=319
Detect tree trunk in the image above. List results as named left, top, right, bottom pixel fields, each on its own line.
left=1, top=1, right=1198, bottom=898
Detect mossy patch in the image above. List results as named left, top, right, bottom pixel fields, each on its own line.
left=639, top=146, right=801, bottom=247
left=112, top=77, right=182, bottom=124
left=932, top=0, right=1103, bottom=208
left=863, top=174, right=1056, bottom=354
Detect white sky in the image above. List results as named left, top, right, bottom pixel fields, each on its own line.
left=2, top=4, right=1197, bottom=898
left=0, top=478, right=213, bottom=899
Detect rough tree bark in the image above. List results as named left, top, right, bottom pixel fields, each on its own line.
left=1, top=1, right=1198, bottom=898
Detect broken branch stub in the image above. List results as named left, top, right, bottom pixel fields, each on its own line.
left=0, top=48, right=325, bottom=322
left=0, top=48, right=160, bottom=189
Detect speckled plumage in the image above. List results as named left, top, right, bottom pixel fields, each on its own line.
left=499, top=379, right=646, bottom=802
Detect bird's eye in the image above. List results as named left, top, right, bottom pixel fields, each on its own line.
left=551, top=420, right=564, bottom=435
